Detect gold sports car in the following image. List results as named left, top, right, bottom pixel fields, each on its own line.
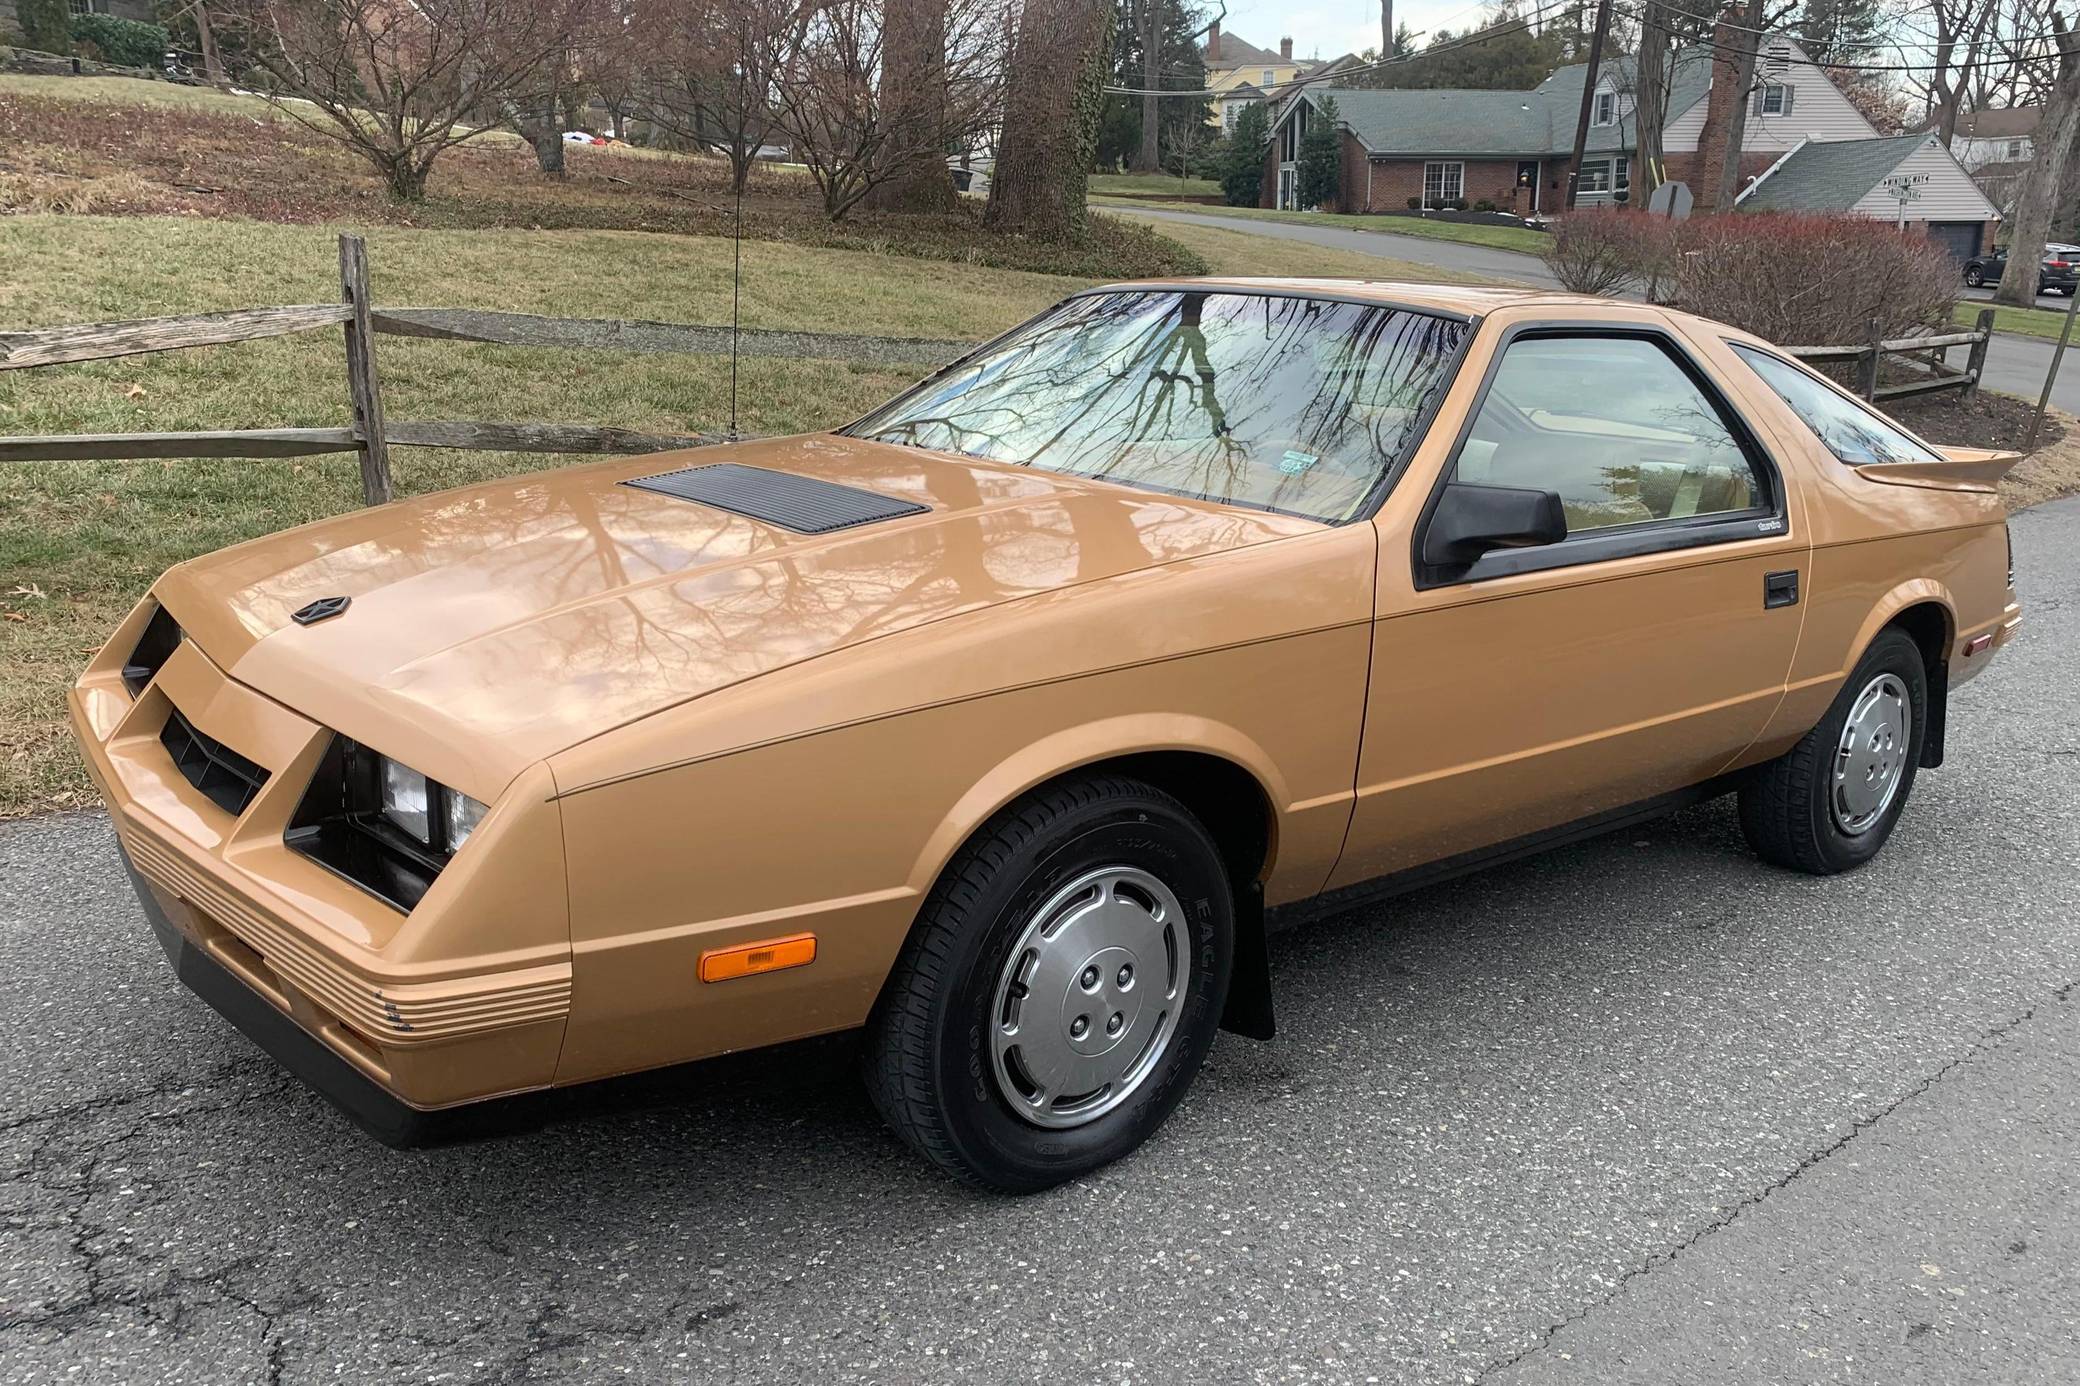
left=74, top=282, right=2023, bottom=1191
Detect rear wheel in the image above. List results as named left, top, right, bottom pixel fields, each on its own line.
left=864, top=775, right=1233, bottom=1192
left=1739, top=628, right=1928, bottom=874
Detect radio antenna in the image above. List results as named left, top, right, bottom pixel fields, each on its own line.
left=728, top=172, right=743, bottom=442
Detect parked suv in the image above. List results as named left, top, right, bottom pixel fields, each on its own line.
left=1963, top=244, right=2080, bottom=295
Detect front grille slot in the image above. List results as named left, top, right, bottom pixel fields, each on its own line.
left=159, top=708, right=270, bottom=816
left=122, top=604, right=183, bottom=696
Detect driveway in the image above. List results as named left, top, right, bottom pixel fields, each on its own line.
left=1118, top=206, right=2080, bottom=417
left=3, top=498, right=2078, bottom=1383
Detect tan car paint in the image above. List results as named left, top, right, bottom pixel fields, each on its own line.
left=71, top=284, right=2021, bottom=1116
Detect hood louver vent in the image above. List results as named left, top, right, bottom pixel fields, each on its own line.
left=623, top=463, right=928, bottom=534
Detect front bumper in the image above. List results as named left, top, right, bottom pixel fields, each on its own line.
left=72, top=596, right=575, bottom=1132
left=123, top=847, right=440, bottom=1146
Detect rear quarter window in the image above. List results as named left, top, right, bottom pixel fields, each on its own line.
left=1730, top=344, right=1944, bottom=466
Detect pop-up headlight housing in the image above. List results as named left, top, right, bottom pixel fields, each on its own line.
left=286, top=737, right=490, bottom=911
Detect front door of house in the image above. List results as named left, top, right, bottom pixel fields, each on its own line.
left=1277, top=166, right=1296, bottom=210
left=1517, top=161, right=1540, bottom=213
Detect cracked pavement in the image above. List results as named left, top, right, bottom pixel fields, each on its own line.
left=3, top=496, right=2078, bottom=1385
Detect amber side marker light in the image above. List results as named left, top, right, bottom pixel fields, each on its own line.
left=699, top=934, right=817, bottom=983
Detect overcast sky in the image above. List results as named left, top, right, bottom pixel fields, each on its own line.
left=1214, top=0, right=1511, bottom=63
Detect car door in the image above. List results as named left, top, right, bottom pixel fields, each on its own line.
left=1328, top=317, right=1811, bottom=887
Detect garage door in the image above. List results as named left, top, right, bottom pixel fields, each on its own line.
left=1925, top=221, right=1984, bottom=263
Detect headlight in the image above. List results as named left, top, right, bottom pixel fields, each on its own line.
left=286, top=739, right=492, bottom=912
left=380, top=760, right=432, bottom=841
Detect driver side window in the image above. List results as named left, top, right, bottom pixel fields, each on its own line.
left=1450, top=335, right=1764, bottom=534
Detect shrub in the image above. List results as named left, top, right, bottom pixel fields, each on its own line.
left=1673, top=212, right=1958, bottom=345
left=1474, top=199, right=1496, bottom=212
left=15, top=0, right=71, bottom=54
left=1406, top=196, right=1421, bottom=210
left=1541, top=207, right=1646, bottom=296
left=1451, top=197, right=1467, bottom=211
left=70, top=14, right=167, bottom=68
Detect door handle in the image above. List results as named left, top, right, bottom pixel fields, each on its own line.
left=1764, top=570, right=1799, bottom=609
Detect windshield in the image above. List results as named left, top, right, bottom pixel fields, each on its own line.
left=847, top=290, right=1469, bottom=524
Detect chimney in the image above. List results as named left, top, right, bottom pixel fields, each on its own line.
left=1280, top=36, right=1294, bottom=61
left=1207, top=20, right=1221, bottom=62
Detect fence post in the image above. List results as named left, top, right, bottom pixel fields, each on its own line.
left=1962, top=307, right=1994, bottom=402
left=338, top=234, right=392, bottom=505
left=1858, top=318, right=1881, bottom=401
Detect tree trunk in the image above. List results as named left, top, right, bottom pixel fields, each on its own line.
left=1713, top=8, right=1760, bottom=213
left=383, top=159, right=430, bottom=202
left=1993, top=15, right=2080, bottom=307
left=1132, top=0, right=1161, bottom=174
left=192, top=3, right=225, bottom=85
left=866, top=0, right=959, bottom=213
left=985, top=0, right=1115, bottom=240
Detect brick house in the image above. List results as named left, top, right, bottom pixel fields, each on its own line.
left=3, top=0, right=157, bottom=34
left=1262, top=34, right=1998, bottom=256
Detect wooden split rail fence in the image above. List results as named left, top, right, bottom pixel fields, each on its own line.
left=0, top=233, right=970, bottom=505
left=4, top=238, right=2006, bottom=505
left=1784, top=310, right=1998, bottom=405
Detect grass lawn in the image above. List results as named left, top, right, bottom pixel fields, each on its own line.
left=1092, top=197, right=1551, bottom=256
left=0, top=212, right=1496, bottom=814
left=1088, top=172, right=1222, bottom=199
left=1955, top=300, right=2079, bottom=342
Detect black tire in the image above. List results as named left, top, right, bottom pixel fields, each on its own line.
left=863, top=775, right=1233, bottom=1193
left=1738, top=628, right=1929, bottom=875
left=1964, top=266, right=1984, bottom=288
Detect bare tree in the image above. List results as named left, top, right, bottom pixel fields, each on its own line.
left=772, top=0, right=1005, bottom=219
left=634, top=0, right=807, bottom=195
left=1993, top=11, right=2080, bottom=306
left=1923, top=0, right=1998, bottom=144
left=1633, top=0, right=1671, bottom=194
left=212, top=0, right=600, bottom=201
left=986, top=0, right=1113, bottom=238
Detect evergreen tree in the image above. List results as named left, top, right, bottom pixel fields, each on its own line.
left=1797, top=0, right=1884, bottom=68
left=1220, top=101, right=1269, bottom=206
left=1349, top=16, right=1565, bottom=91
left=1297, top=97, right=1340, bottom=209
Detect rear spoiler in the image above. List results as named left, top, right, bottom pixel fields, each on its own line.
left=1852, top=446, right=2022, bottom=493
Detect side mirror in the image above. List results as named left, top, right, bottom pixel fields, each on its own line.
left=1422, top=482, right=1568, bottom=568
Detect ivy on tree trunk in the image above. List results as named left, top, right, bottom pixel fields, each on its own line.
left=985, top=0, right=1114, bottom=241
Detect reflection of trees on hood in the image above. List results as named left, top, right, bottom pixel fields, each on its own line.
left=854, top=290, right=1465, bottom=521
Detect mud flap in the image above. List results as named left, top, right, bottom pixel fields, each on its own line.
left=1219, top=880, right=1276, bottom=1041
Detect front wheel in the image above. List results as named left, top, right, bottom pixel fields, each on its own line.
left=1739, top=628, right=1929, bottom=874
left=1964, top=266, right=1984, bottom=287
left=864, top=775, right=1234, bottom=1192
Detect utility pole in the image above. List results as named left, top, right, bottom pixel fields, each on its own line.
left=1381, top=0, right=1393, bottom=59
left=1563, top=0, right=1614, bottom=209
left=1134, top=0, right=1162, bottom=173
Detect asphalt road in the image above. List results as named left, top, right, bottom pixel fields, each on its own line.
left=4, top=501, right=2077, bottom=1384
left=1118, top=205, right=2080, bottom=418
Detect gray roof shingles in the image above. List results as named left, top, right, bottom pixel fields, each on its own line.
left=1737, top=132, right=1931, bottom=211
left=1301, top=46, right=1716, bottom=158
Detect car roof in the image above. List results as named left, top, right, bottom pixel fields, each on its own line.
left=1089, top=277, right=1632, bottom=320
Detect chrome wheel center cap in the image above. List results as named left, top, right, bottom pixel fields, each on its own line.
left=1059, top=945, right=1142, bottom=1058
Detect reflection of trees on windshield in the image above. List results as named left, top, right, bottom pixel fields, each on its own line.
left=851, top=291, right=1467, bottom=523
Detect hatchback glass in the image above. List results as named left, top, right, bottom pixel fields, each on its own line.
left=848, top=290, right=1469, bottom=523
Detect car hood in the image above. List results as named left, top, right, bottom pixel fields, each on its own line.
left=157, top=434, right=1320, bottom=795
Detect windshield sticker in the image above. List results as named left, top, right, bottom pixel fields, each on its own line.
left=1279, top=450, right=1318, bottom=476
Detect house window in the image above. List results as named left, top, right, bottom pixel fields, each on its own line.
left=1760, top=83, right=1792, bottom=115
left=1281, top=103, right=1307, bottom=162
left=2007, top=138, right=2025, bottom=159
left=1577, top=157, right=1629, bottom=195
left=1594, top=90, right=1617, bottom=126
left=1262, top=69, right=1276, bottom=87
left=1423, top=161, right=1465, bottom=206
